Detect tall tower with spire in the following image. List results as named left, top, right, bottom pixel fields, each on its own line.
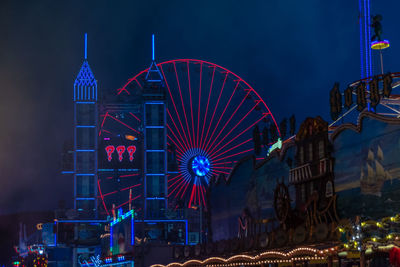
left=143, top=34, right=168, bottom=218
left=73, top=33, right=98, bottom=218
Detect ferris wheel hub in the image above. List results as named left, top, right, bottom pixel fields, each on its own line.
left=192, top=155, right=211, bottom=177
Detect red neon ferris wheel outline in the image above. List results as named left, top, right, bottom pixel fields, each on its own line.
left=117, top=59, right=280, bottom=137
left=98, top=59, right=281, bottom=211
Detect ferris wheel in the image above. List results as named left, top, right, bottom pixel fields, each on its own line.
left=98, top=59, right=280, bottom=212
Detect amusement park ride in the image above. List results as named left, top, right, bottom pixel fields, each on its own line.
left=54, top=33, right=282, bottom=266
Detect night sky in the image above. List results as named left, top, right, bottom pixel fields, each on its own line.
left=0, top=0, right=399, bottom=214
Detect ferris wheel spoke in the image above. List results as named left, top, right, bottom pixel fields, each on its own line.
left=129, top=112, right=141, bottom=122
left=173, top=62, right=193, bottom=147
left=168, top=173, right=183, bottom=183
left=179, top=181, right=191, bottom=200
left=168, top=175, right=188, bottom=197
left=115, top=195, right=141, bottom=210
left=166, top=120, right=188, bottom=152
left=203, top=72, right=228, bottom=152
left=168, top=175, right=185, bottom=190
left=199, top=66, right=216, bottom=150
left=187, top=61, right=196, bottom=149
left=166, top=135, right=184, bottom=156
left=188, top=184, right=196, bottom=208
left=161, top=66, right=192, bottom=149
left=207, top=100, right=259, bottom=155
left=212, top=137, right=252, bottom=160
left=166, top=109, right=190, bottom=151
left=106, top=114, right=140, bottom=135
left=196, top=62, right=203, bottom=148
left=97, top=180, right=109, bottom=216
left=213, top=169, right=231, bottom=175
left=199, top=185, right=206, bottom=207
left=203, top=90, right=250, bottom=153
left=213, top=148, right=254, bottom=163
left=134, top=78, right=143, bottom=89
left=203, top=80, right=239, bottom=151
left=210, top=114, right=267, bottom=158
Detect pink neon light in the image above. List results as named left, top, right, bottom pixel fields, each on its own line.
left=173, top=62, right=193, bottom=147
left=196, top=62, right=203, bottom=148
left=208, top=99, right=258, bottom=155
left=166, top=119, right=188, bottom=152
left=204, top=90, right=250, bottom=153
left=105, top=145, right=115, bottom=162
left=97, top=180, right=109, bottom=216
left=161, top=66, right=192, bottom=150
left=107, top=114, right=140, bottom=135
left=168, top=175, right=184, bottom=190
left=120, top=173, right=139, bottom=178
left=127, top=145, right=136, bottom=162
left=116, top=145, right=125, bottom=162
left=168, top=177, right=186, bottom=197
left=187, top=61, right=195, bottom=149
left=200, top=66, right=216, bottom=149
left=115, top=195, right=141, bottom=209
left=179, top=180, right=191, bottom=199
left=120, top=183, right=141, bottom=191
left=212, top=137, right=252, bottom=160
left=210, top=114, right=267, bottom=157
left=204, top=80, right=239, bottom=151
left=213, top=148, right=253, bottom=163
left=129, top=112, right=141, bottom=122
left=117, top=58, right=280, bottom=138
left=203, top=72, right=228, bottom=151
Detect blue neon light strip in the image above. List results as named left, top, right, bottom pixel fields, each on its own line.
left=61, top=171, right=74, bottom=174
left=54, top=221, right=57, bottom=246
left=145, top=126, right=164, bottom=129
left=84, top=33, right=87, bottom=60
left=131, top=212, right=134, bottom=245
left=146, top=101, right=164, bottom=104
left=152, top=34, right=155, bottom=61
left=76, top=173, right=95, bottom=176
left=76, top=149, right=95, bottom=152
left=76, top=197, right=95, bottom=200
left=146, top=173, right=165, bottom=176
left=76, top=101, right=95, bottom=104
left=147, top=149, right=165, bottom=152
left=76, top=125, right=96, bottom=128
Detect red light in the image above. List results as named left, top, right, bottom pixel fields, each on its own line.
left=105, top=146, right=115, bottom=162
left=116, top=146, right=126, bottom=162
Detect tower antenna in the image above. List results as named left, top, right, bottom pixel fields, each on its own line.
left=152, top=34, right=155, bottom=61
left=84, top=33, right=88, bottom=60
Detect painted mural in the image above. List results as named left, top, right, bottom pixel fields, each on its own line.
left=333, top=112, right=400, bottom=220
left=210, top=143, right=295, bottom=241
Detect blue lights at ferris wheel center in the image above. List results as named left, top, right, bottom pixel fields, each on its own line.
left=192, top=155, right=210, bottom=177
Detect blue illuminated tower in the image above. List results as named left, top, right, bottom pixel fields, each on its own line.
left=143, top=34, right=168, bottom=218
left=359, top=0, right=372, bottom=78
left=73, top=33, right=98, bottom=218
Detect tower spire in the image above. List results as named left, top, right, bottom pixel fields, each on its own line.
left=145, top=34, right=163, bottom=82
left=84, top=33, right=88, bottom=60
left=152, top=33, right=155, bottom=61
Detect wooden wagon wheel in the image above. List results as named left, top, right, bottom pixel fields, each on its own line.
left=274, top=182, right=290, bottom=224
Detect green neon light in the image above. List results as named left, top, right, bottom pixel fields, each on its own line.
left=267, top=138, right=282, bottom=156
